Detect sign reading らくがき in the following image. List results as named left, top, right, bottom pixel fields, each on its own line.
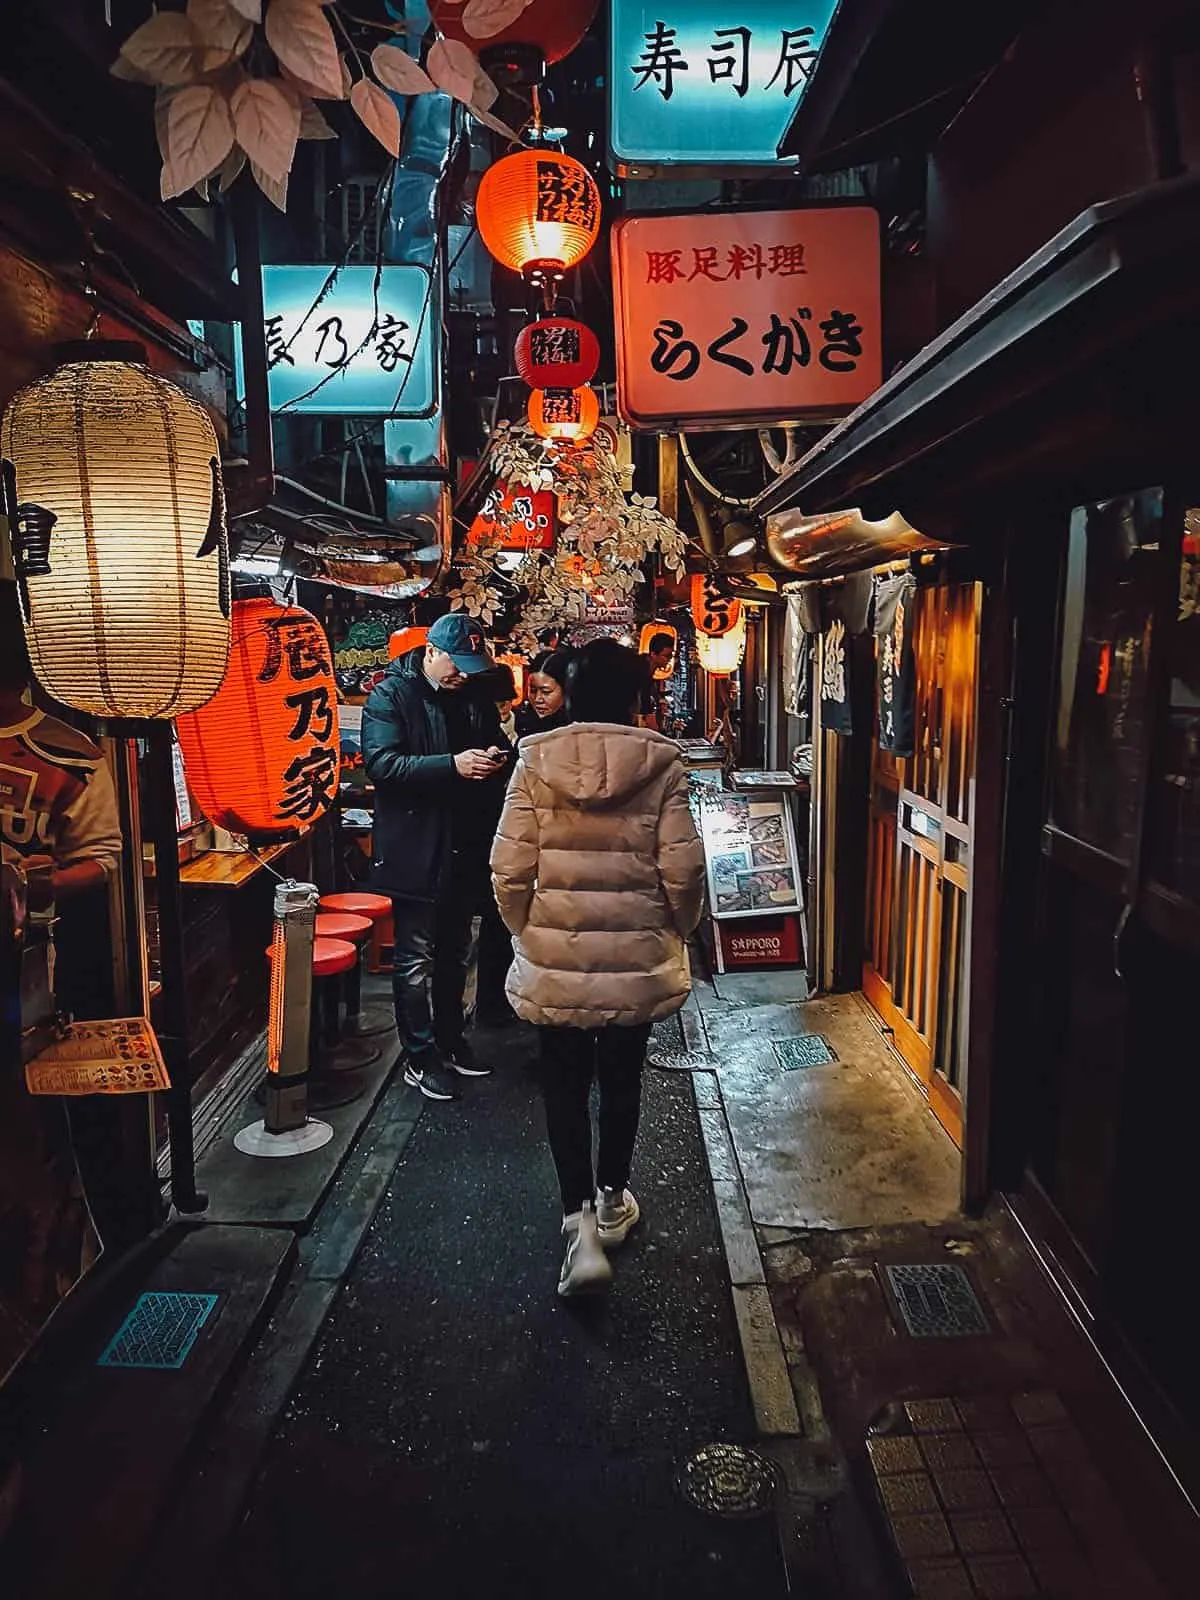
left=612, top=208, right=881, bottom=430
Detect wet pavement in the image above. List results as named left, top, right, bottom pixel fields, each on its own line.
left=216, top=1025, right=789, bottom=1599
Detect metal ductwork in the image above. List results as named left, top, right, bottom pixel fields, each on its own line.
left=766, top=506, right=951, bottom=577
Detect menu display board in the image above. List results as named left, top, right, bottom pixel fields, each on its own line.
left=694, top=787, right=802, bottom=920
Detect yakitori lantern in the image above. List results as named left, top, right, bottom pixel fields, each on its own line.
left=476, top=150, right=601, bottom=280
left=429, top=0, right=599, bottom=67
left=387, top=625, right=428, bottom=660
left=0, top=342, right=230, bottom=718
left=176, top=598, right=339, bottom=838
left=691, top=572, right=742, bottom=637
left=638, top=622, right=678, bottom=677
left=695, top=612, right=747, bottom=675
left=515, top=318, right=599, bottom=390
left=528, top=385, right=599, bottom=442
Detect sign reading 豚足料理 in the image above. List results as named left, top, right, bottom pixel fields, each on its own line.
left=238, top=265, right=435, bottom=417
left=609, top=0, right=838, bottom=174
left=612, top=208, right=881, bottom=430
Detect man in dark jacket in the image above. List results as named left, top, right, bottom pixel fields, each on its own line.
left=362, top=613, right=511, bottom=1101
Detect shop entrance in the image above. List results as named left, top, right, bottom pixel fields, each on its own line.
left=863, top=582, right=980, bottom=1147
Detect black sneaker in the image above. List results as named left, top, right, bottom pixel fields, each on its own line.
left=444, top=1037, right=492, bottom=1078
left=403, top=1056, right=459, bottom=1101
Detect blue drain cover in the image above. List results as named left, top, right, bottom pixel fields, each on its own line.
left=98, top=1291, right=218, bottom=1369
left=885, top=1264, right=989, bottom=1338
left=772, top=1034, right=837, bottom=1070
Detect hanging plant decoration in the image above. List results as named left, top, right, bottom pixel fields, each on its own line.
left=448, top=420, right=688, bottom=629
left=113, top=0, right=520, bottom=211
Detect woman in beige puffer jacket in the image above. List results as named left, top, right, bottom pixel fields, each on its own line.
left=491, top=639, right=706, bottom=1298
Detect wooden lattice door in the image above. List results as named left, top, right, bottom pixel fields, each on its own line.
left=864, top=582, right=980, bottom=1146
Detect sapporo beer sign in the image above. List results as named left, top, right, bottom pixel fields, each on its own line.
left=612, top=207, right=881, bottom=430
left=691, top=573, right=741, bottom=636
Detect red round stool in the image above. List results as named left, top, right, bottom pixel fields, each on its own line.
left=319, top=892, right=393, bottom=977
left=319, top=893, right=395, bottom=1033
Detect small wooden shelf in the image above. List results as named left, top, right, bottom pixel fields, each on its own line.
left=179, top=840, right=297, bottom=890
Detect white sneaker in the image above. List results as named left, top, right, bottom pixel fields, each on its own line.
left=596, top=1187, right=641, bottom=1248
left=557, top=1201, right=613, bottom=1298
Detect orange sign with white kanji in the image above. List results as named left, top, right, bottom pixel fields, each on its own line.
left=691, top=574, right=742, bottom=636
left=612, top=206, right=881, bottom=430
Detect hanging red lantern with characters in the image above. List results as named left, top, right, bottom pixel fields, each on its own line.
left=476, top=149, right=601, bottom=281
left=528, top=385, right=599, bottom=442
left=691, top=572, right=742, bottom=637
left=176, top=598, right=340, bottom=838
left=387, top=625, right=429, bottom=660
left=429, top=0, right=599, bottom=67
left=515, top=318, right=599, bottom=391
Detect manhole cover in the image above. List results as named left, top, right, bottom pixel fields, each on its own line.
left=884, top=1264, right=989, bottom=1338
left=772, top=1034, right=837, bottom=1070
left=677, top=1443, right=779, bottom=1519
left=98, top=1291, right=218, bottom=1369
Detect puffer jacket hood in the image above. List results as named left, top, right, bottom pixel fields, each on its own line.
left=490, top=722, right=707, bottom=1030
left=519, top=722, right=682, bottom=809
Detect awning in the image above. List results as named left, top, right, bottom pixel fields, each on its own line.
left=766, top=508, right=950, bottom=578
left=753, top=174, right=1200, bottom=522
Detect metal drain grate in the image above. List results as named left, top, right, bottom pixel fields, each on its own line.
left=677, top=1443, right=779, bottom=1519
left=98, top=1291, right=218, bottom=1370
left=884, top=1264, right=989, bottom=1338
left=772, top=1034, right=837, bottom=1070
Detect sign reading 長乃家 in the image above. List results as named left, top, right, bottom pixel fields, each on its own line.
left=612, top=207, right=882, bottom=430
left=609, top=0, right=838, bottom=174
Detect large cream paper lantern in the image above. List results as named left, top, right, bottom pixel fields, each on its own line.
left=695, top=612, right=747, bottom=675
left=0, top=342, right=230, bottom=718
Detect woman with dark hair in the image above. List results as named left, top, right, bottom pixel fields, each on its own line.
left=491, top=638, right=706, bottom=1297
left=514, top=648, right=573, bottom=739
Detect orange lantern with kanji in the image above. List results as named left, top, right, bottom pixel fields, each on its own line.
left=176, top=598, right=339, bottom=838
left=515, top=318, right=600, bottom=390
left=638, top=622, right=678, bottom=678
left=476, top=150, right=601, bottom=279
left=387, top=625, right=429, bottom=660
left=691, top=572, right=742, bottom=637
left=429, top=0, right=599, bottom=66
left=528, top=385, right=599, bottom=442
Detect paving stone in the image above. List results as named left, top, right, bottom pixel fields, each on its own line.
left=950, top=1510, right=1017, bottom=1556
left=919, top=1433, right=981, bottom=1472
left=905, top=1557, right=975, bottom=1598
left=905, top=1398, right=962, bottom=1434
left=1006, top=1503, right=1078, bottom=1554
left=878, top=1471, right=940, bottom=1516
left=932, top=1468, right=997, bottom=1513
left=866, top=1434, right=924, bottom=1475
left=972, top=1430, right=1034, bottom=1469
left=986, top=1464, right=1056, bottom=1510
left=1023, top=1542, right=1095, bottom=1596
left=1023, top=1423, right=1088, bottom=1471
left=890, top=1512, right=956, bottom=1562
left=1010, top=1389, right=1068, bottom=1429
left=956, top=1394, right=1016, bottom=1432
left=965, top=1552, right=1038, bottom=1597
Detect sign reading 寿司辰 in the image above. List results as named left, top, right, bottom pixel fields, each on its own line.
left=609, top=0, right=838, bottom=175
left=612, top=207, right=882, bottom=431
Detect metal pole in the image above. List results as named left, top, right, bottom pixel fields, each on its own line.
left=144, top=723, right=206, bottom=1214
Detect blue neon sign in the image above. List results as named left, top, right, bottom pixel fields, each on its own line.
left=239, top=264, right=436, bottom=416
left=609, top=1, right=838, bottom=175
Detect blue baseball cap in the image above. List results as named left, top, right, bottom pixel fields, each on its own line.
left=426, top=612, right=492, bottom=674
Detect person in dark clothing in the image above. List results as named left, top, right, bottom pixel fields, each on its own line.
left=637, top=631, right=675, bottom=732
left=514, top=649, right=573, bottom=739
left=361, top=612, right=511, bottom=1102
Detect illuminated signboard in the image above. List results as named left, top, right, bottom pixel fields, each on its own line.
left=609, top=1, right=838, bottom=175
left=240, top=264, right=436, bottom=416
left=468, top=482, right=557, bottom=551
left=612, top=207, right=881, bottom=430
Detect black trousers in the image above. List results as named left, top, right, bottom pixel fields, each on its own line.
left=537, top=1023, right=652, bottom=1214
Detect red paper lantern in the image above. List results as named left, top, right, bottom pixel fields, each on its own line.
left=528, top=385, right=599, bottom=442
left=638, top=622, right=678, bottom=677
left=387, top=625, right=429, bottom=660
left=515, top=318, right=599, bottom=390
left=176, top=598, right=340, bottom=838
left=691, top=572, right=742, bottom=637
left=429, top=0, right=599, bottom=67
left=476, top=150, right=600, bottom=277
